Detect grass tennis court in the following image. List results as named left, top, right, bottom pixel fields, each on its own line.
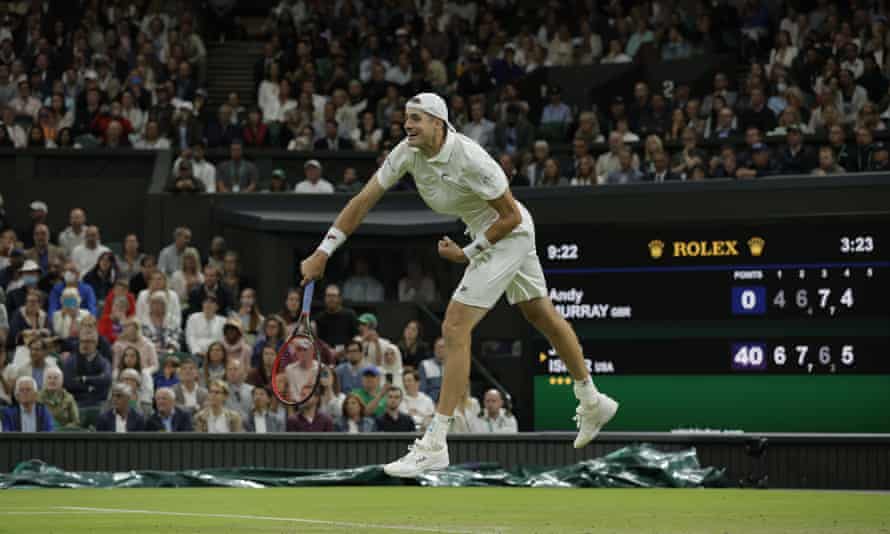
left=1, top=487, right=888, bottom=533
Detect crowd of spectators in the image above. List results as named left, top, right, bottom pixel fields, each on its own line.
left=0, top=201, right=517, bottom=434
left=2, top=1, right=889, bottom=194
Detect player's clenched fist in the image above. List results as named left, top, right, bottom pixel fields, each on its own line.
left=438, top=236, right=468, bottom=263
left=300, top=250, right=328, bottom=285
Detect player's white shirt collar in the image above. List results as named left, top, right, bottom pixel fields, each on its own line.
left=409, top=130, right=456, bottom=165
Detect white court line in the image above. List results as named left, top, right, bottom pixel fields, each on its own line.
left=56, top=506, right=502, bottom=533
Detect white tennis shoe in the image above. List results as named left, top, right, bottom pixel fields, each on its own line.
left=383, top=439, right=450, bottom=478
left=573, top=393, right=619, bottom=448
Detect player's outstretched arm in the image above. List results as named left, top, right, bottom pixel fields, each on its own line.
left=300, top=176, right=386, bottom=285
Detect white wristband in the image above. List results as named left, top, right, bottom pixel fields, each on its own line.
left=462, top=234, right=491, bottom=260
left=317, top=226, right=347, bottom=256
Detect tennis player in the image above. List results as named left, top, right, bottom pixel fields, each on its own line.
left=300, top=93, right=618, bottom=477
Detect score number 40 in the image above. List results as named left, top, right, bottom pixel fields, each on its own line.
left=733, top=344, right=855, bottom=371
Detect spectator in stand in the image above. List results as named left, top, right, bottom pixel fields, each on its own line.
left=141, top=291, right=182, bottom=354
left=539, top=86, right=572, bottom=141
left=525, top=140, right=550, bottom=187
left=136, top=271, right=181, bottom=327
left=828, top=126, right=850, bottom=172
left=287, top=383, right=334, bottom=432
left=601, top=39, right=631, bottom=64
left=352, top=111, right=382, bottom=152
left=71, top=226, right=110, bottom=279
left=223, top=357, right=253, bottom=421
left=129, top=255, right=157, bottom=297
left=2, top=376, right=54, bottom=432
left=606, top=149, right=644, bottom=185
left=153, top=354, right=181, bottom=391
left=662, top=26, right=692, bottom=60
left=6, top=259, right=41, bottom=312
left=671, top=128, right=709, bottom=179
left=169, top=247, right=203, bottom=312
left=83, top=251, right=118, bottom=307
left=294, top=159, right=334, bottom=194
left=737, top=143, right=778, bottom=178
left=462, top=101, right=495, bottom=152
left=57, top=208, right=86, bottom=258
left=133, top=119, right=170, bottom=149
left=157, top=227, right=192, bottom=277
left=334, top=392, right=376, bottom=433
left=234, top=288, right=263, bottom=347
left=194, top=379, right=243, bottom=433
left=173, top=357, right=207, bottom=415
left=205, top=104, right=242, bottom=148
left=336, top=167, right=364, bottom=194
left=314, top=119, right=354, bottom=151
left=702, top=73, right=738, bottom=118
left=869, top=142, right=890, bottom=171
left=112, top=317, right=160, bottom=375
left=332, top=339, right=363, bottom=395
left=644, top=150, right=681, bottom=182
left=188, top=264, right=233, bottom=314
left=243, top=385, right=284, bottom=433
left=52, top=287, right=92, bottom=341
left=250, top=315, right=285, bottom=369
left=739, top=86, right=777, bottom=133
left=778, top=125, right=816, bottom=175
left=116, top=234, right=145, bottom=283
left=38, top=367, right=79, bottom=429
left=96, top=382, right=145, bottom=432
left=242, top=107, right=268, bottom=147
left=639, top=94, right=671, bottom=138
left=849, top=126, right=875, bottom=172
left=708, top=107, right=738, bottom=140
left=4, top=336, right=58, bottom=390
left=838, top=69, right=869, bottom=125
left=419, top=337, right=445, bottom=402
left=471, top=389, right=518, bottom=433
left=376, top=386, right=415, bottom=432
left=812, top=146, right=847, bottom=175
left=317, top=365, right=345, bottom=419
left=222, top=317, right=251, bottom=371
left=7, top=289, right=48, bottom=351
left=216, top=140, right=258, bottom=193
left=457, top=48, right=494, bottom=99
left=314, top=284, right=358, bottom=354
left=145, top=387, right=193, bottom=432
left=185, top=295, right=226, bottom=355
left=24, top=224, right=63, bottom=274
left=63, top=331, right=111, bottom=408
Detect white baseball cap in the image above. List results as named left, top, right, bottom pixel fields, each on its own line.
left=406, top=92, right=455, bottom=132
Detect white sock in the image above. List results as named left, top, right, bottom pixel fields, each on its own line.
left=420, top=412, right=453, bottom=449
left=574, top=376, right=599, bottom=406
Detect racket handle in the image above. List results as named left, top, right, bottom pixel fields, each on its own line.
left=302, top=280, right=315, bottom=313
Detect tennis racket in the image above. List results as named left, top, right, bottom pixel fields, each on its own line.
left=271, top=280, right=321, bottom=406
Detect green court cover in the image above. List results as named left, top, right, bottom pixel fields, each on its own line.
left=0, top=444, right=726, bottom=489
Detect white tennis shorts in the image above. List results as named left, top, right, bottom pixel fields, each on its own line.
left=451, top=227, right=548, bottom=309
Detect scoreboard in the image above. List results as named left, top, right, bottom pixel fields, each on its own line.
left=529, top=216, right=890, bottom=432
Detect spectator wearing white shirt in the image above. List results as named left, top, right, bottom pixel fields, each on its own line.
left=185, top=294, right=226, bottom=355
left=9, top=79, right=41, bottom=120
left=261, top=79, right=297, bottom=124
left=294, top=159, right=334, bottom=194
left=470, top=389, right=518, bottom=433
left=400, top=368, right=434, bottom=430
left=601, top=39, right=632, bottom=64
left=840, top=43, right=864, bottom=80
left=71, top=225, right=110, bottom=279
left=173, top=141, right=216, bottom=193
left=257, top=62, right=281, bottom=116
left=133, top=119, right=171, bottom=149
left=58, top=208, right=87, bottom=257
left=385, top=51, right=413, bottom=86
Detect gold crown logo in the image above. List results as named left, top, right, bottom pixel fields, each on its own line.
left=648, top=240, right=665, bottom=259
left=748, top=237, right=765, bottom=257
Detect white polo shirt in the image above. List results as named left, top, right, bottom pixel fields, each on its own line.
left=376, top=134, right=533, bottom=238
